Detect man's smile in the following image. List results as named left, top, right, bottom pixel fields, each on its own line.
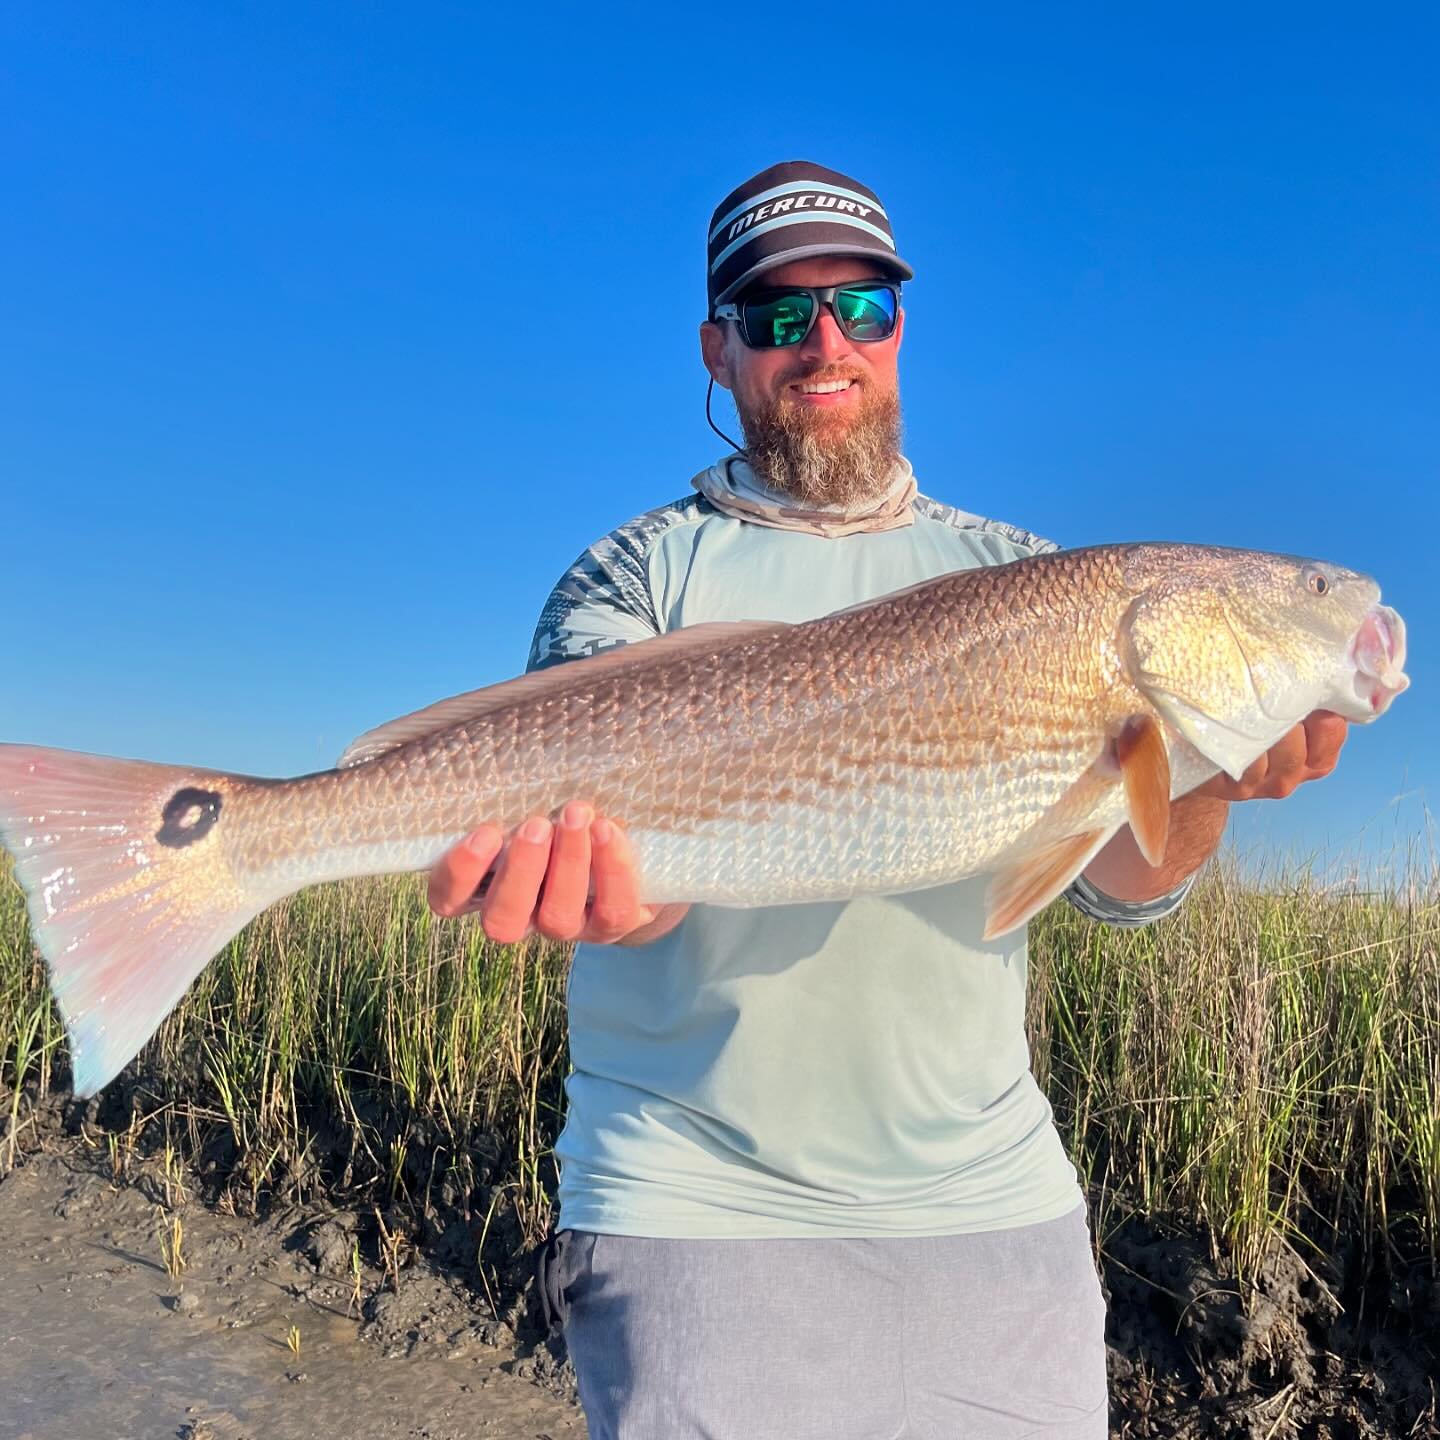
left=785, top=374, right=863, bottom=407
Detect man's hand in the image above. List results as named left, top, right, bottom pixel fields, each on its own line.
left=1195, top=710, right=1349, bottom=803
left=427, top=802, right=689, bottom=946
left=1083, top=710, right=1350, bottom=903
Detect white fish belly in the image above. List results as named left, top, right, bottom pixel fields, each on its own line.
left=628, top=770, right=1084, bottom=908
left=632, top=737, right=1224, bottom=910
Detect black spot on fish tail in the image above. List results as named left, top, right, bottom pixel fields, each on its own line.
left=156, top=787, right=223, bottom=848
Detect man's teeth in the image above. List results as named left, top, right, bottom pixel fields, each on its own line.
left=797, top=380, right=853, bottom=394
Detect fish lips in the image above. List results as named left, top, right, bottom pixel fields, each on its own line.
left=1350, top=604, right=1410, bottom=715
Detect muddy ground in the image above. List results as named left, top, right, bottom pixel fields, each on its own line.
left=0, top=1138, right=580, bottom=1440
left=1, top=1098, right=1435, bottom=1439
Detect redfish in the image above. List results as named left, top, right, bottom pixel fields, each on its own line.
left=0, top=544, right=1409, bottom=1096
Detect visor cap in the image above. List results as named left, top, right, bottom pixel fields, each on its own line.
left=707, top=160, right=914, bottom=311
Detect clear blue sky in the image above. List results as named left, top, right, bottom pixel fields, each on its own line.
left=3, top=5, right=1435, bottom=882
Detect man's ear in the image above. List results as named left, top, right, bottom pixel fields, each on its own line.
left=700, top=320, right=733, bottom=390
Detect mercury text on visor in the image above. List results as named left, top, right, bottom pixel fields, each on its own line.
left=726, top=193, right=875, bottom=242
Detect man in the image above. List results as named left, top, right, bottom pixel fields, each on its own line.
left=429, top=162, right=1347, bottom=1439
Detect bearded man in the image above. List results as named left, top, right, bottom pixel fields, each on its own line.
left=428, top=162, right=1348, bottom=1439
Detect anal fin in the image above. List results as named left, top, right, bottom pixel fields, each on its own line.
left=983, top=828, right=1112, bottom=940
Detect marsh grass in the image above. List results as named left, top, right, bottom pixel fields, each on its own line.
left=1035, top=864, right=1439, bottom=1280
left=0, top=871, right=62, bottom=1168
left=1, top=856, right=1436, bottom=1285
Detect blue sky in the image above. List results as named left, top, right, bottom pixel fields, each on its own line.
left=2, top=5, right=1435, bottom=881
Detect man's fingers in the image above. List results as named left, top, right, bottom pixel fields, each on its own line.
left=1234, top=716, right=1343, bottom=801
left=481, top=816, right=554, bottom=944
left=1179, top=710, right=1350, bottom=805
left=583, top=818, right=653, bottom=943
left=1261, top=723, right=1310, bottom=798
left=535, top=802, right=595, bottom=940
left=1200, top=748, right=1269, bottom=801
left=430, top=805, right=659, bottom=945
left=1238, top=751, right=1271, bottom=794
left=428, top=825, right=504, bottom=917
left=1302, top=710, right=1348, bottom=778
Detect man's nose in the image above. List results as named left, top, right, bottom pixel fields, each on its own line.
left=797, top=305, right=855, bottom=364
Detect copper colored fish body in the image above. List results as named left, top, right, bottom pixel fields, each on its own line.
left=0, top=543, right=1410, bottom=1096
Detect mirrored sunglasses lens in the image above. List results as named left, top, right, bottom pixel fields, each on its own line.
left=744, top=293, right=814, bottom=347
left=836, top=286, right=897, bottom=340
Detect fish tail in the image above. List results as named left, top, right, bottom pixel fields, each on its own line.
left=0, top=743, right=276, bottom=1097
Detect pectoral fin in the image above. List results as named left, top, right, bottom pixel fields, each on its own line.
left=1116, top=714, right=1171, bottom=867
left=983, top=828, right=1112, bottom=940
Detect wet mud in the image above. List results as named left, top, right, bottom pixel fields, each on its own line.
left=1102, top=1214, right=1437, bottom=1438
left=0, top=1136, right=581, bottom=1440
left=2, top=1096, right=1436, bottom=1439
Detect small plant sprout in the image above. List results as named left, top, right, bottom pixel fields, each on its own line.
left=349, top=1241, right=364, bottom=1316
left=160, top=1211, right=186, bottom=1281
left=286, top=1324, right=302, bottom=1359
left=162, top=1139, right=189, bottom=1209
left=374, top=1207, right=409, bottom=1295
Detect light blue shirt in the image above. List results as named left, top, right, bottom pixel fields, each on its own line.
left=527, top=475, right=1190, bottom=1237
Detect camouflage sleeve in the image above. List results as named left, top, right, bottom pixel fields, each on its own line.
left=974, top=522, right=1060, bottom=558
left=908, top=496, right=1061, bottom=561
left=526, top=495, right=712, bottom=672
left=526, top=530, right=663, bottom=672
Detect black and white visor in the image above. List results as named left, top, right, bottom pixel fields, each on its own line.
left=707, top=160, right=914, bottom=311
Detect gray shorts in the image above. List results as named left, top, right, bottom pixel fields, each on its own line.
left=544, top=1203, right=1108, bottom=1440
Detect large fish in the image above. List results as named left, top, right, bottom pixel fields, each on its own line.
left=0, top=543, right=1410, bottom=1097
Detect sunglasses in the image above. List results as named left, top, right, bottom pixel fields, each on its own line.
left=713, top=282, right=900, bottom=349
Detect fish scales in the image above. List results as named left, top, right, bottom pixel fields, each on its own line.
left=0, top=541, right=1409, bottom=1096
left=214, top=547, right=1151, bottom=906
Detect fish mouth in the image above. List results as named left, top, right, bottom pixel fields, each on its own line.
left=1350, top=604, right=1410, bottom=714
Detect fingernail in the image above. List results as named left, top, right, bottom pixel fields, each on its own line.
left=465, top=825, right=498, bottom=853
left=563, top=802, right=593, bottom=830
left=591, top=818, right=613, bottom=845
left=521, top=817, right=551, bottom=844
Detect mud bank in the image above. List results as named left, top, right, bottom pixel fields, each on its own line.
left=1, top=1099, right=1435, bottom=1439
left=0, top=1135, right=581, bottom=1440
left=1102, top=1213, right=1436, bottom=1437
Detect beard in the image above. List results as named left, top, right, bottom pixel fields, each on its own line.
left=736, top=368, right=904, bottom=509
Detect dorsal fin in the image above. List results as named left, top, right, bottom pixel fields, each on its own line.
left=824, top=572, right=953, bottom=620
left=336, top=620, right=788, bottom=768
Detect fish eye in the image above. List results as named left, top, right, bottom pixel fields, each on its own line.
left=1304, top=567, right=1330, bottom=596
